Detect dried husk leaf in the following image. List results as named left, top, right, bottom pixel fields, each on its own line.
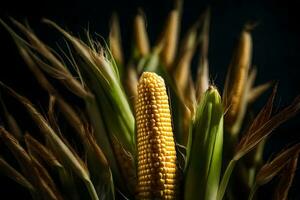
left=218, top=89, right=300, bottom=200
left=256, top=144, right=300, bottom=185
left=0, top=99, right=22, bottom=140
left=0, top=85, right=99, bottom=200
left=7, top=19, right=89, bottom=98
left=30, top=155, right=63, bottom=200
left=25, top=134, right=62, bottom=168
left=0, top=127, right=39, bottom=187
left=273, top=154, right=298, bottom=200
left=0, top=156, right=35, bottom=191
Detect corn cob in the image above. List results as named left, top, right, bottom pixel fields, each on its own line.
left=136, top=72, right=177, bottom=199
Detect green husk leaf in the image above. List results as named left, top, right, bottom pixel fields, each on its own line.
left=40, top=20, right=135, bottom=193
left=43, top=19, right=135, bottom=153
left=185, top=86, right=223, bottom=200
left=217, top=159, right=237, bottom=200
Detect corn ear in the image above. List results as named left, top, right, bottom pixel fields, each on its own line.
left=157, top=64, right=187, bottom=146
left=160, top=0, right=182, bottom=70
left=185, top=86, right=223, bottom=200
left=134, top=10, right=150, bottom=57
left=223, top=27, right=252, bottom=136
left=109, top=13, right=124, bottom=66
left=136, top=72, right=177, bottom=199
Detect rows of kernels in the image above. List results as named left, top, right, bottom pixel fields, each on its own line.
left=136, top=72, right=177, bottom=200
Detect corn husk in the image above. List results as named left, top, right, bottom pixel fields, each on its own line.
left=185, top=86, right=223, bottom=200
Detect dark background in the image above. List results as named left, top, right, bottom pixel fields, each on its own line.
left=0, top=0, right=299, bottom=199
